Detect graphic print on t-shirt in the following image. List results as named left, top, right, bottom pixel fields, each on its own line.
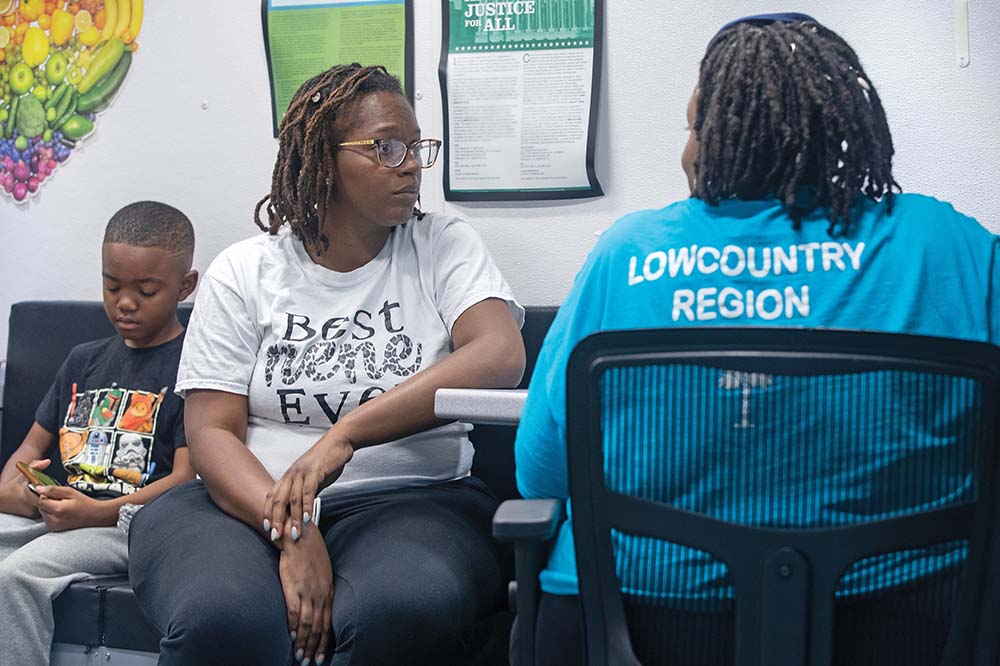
left=58, top=382, right=166, bottom=495
left=262, top=300, right=424, bottom=425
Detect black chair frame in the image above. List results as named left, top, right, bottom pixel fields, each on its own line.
left=565, top=328, right=1000, bottom=666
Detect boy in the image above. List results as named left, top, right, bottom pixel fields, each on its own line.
left=0, top=201, right=198, bottom=665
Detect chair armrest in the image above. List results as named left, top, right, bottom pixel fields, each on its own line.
left=492, top=498, right=565, bottom=543
left=492, top=499, right=565, bottom=666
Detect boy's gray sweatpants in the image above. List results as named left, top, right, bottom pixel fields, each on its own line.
left=0, top=513, right=129, bottom=666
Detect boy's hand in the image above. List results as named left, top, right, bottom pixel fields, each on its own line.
left=279, top=522, right=333, bottom=666
left=0, top=459, right=48, bottom=518
left=36, top=486, right=116, bottom=531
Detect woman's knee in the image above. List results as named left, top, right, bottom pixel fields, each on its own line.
left=159, top=591, right=291, bottom=665
left=333, top=575, right=474, bottom=663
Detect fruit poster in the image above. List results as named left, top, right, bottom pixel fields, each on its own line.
left=0, top=0, right=140, bottom=204
left=440, top=0, right=603, bottom=201
left=262, top=0, right=413, bottom=138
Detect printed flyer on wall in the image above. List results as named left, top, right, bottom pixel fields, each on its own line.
left=262, top=0, right=413, bottom=137
left=440, top=0, right=604, bottom=201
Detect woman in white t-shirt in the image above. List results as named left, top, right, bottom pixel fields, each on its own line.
left=129, top=64, right=526, bottom=666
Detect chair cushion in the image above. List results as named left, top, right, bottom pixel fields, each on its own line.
left=101, top=577, right=162, bottom=652
left=52, top=577, right=105, bottom=647
left=52, top=575, right=160, bottom=652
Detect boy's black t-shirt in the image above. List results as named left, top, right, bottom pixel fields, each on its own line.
left=34, top=333, right=186, bottom=500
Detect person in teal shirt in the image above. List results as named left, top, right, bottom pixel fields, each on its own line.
left=514, top=13, right=999, bottom=666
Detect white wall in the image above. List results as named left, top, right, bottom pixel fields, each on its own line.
left=2, top=0, right=998, bottom=358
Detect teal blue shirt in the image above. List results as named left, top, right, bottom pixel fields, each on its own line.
left=515, top=193, right=1000, bottom=597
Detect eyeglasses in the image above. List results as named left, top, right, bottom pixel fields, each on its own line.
left=336, top=138, right=442, bottom=169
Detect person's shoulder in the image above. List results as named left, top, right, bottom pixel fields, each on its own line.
left=206, top=230, right=291, bottom=287
left=406, top=211, right=475, bottom=242
left=403, top=211, right=487, bottom=256
left=888, top=193, right=995, bottom=241
left=144, top=335, right=186, bottom=385
left=52, top=335, right=120, bottom=380
left=212, top=230, right=284, bottom=265
left=149, top=331, right=186, bottom=359
left=64, top=335, right=120, bottom=364
left=595, top=199, right=698, bottom=252
left=890, top=192, right=980, bottom=224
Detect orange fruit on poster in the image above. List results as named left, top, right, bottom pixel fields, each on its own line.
left=0, top=0, right=13, bottom=15
left=94, top=7, right=105, bottom=29
left=38, top=13, right=51, bottom=29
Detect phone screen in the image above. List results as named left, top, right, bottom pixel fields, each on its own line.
left=15, top=461, right=62, bottom=487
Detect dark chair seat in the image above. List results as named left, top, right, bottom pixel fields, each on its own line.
left=52, top=574, right=161, bottom=652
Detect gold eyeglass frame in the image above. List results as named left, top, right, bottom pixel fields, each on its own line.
left=336, top=138, right=442, bottom=169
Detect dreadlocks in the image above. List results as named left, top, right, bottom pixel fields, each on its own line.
left=254, top=64, right=415, bottom=254
left=695, top=20, right=900, bottom=235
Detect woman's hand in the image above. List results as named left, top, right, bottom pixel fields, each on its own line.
left=279, top=522, right=334, bottom=665
left=264, top=428, right=353, bottom=543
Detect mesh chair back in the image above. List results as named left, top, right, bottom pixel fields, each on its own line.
left=566, top=328, right=1000, bottom=666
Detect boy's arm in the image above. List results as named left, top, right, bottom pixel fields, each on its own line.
left=36, top=448, right=197, bottom=529
left=0, top=422, right=55, bottom=516
left=104, top=447, right=196, bottom=512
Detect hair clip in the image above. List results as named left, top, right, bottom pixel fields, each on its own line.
left=311, top=91, right=322, bottom=103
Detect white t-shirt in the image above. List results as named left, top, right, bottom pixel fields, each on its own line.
left=176, top=213, right=524, bottom=497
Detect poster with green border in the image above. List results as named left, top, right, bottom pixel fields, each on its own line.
left=439, top=0, right=604, bottom=201
left=262, top=0, right=413, bottom=138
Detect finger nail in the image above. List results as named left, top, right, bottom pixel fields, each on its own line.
left=295, top=648, right=304, bottom=661
left=291, top=526, right=299, bottom=541
left=263, top=519, right=271, bottom=532
left=316, top=655, right=325, bottom=665
left=303, top=659, right=311, bottom=666
left=290, top=631, right=296, bottom=642
left=270, top=527, right=278, bottom=542
left=303, top=512, right=310, bottom=525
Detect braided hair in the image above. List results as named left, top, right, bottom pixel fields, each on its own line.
left=694, top=20, right=900, bottom=235
left=254, top=64, right=418, bottom=254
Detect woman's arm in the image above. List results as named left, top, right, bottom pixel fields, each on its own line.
left=265, top=297, right=524, bottom=540
left=341, top=297, right=524, bottom=444
left=184, top=389, right=276, bottom=530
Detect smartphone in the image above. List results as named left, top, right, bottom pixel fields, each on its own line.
left=15, top=461, right=63, bottom=487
